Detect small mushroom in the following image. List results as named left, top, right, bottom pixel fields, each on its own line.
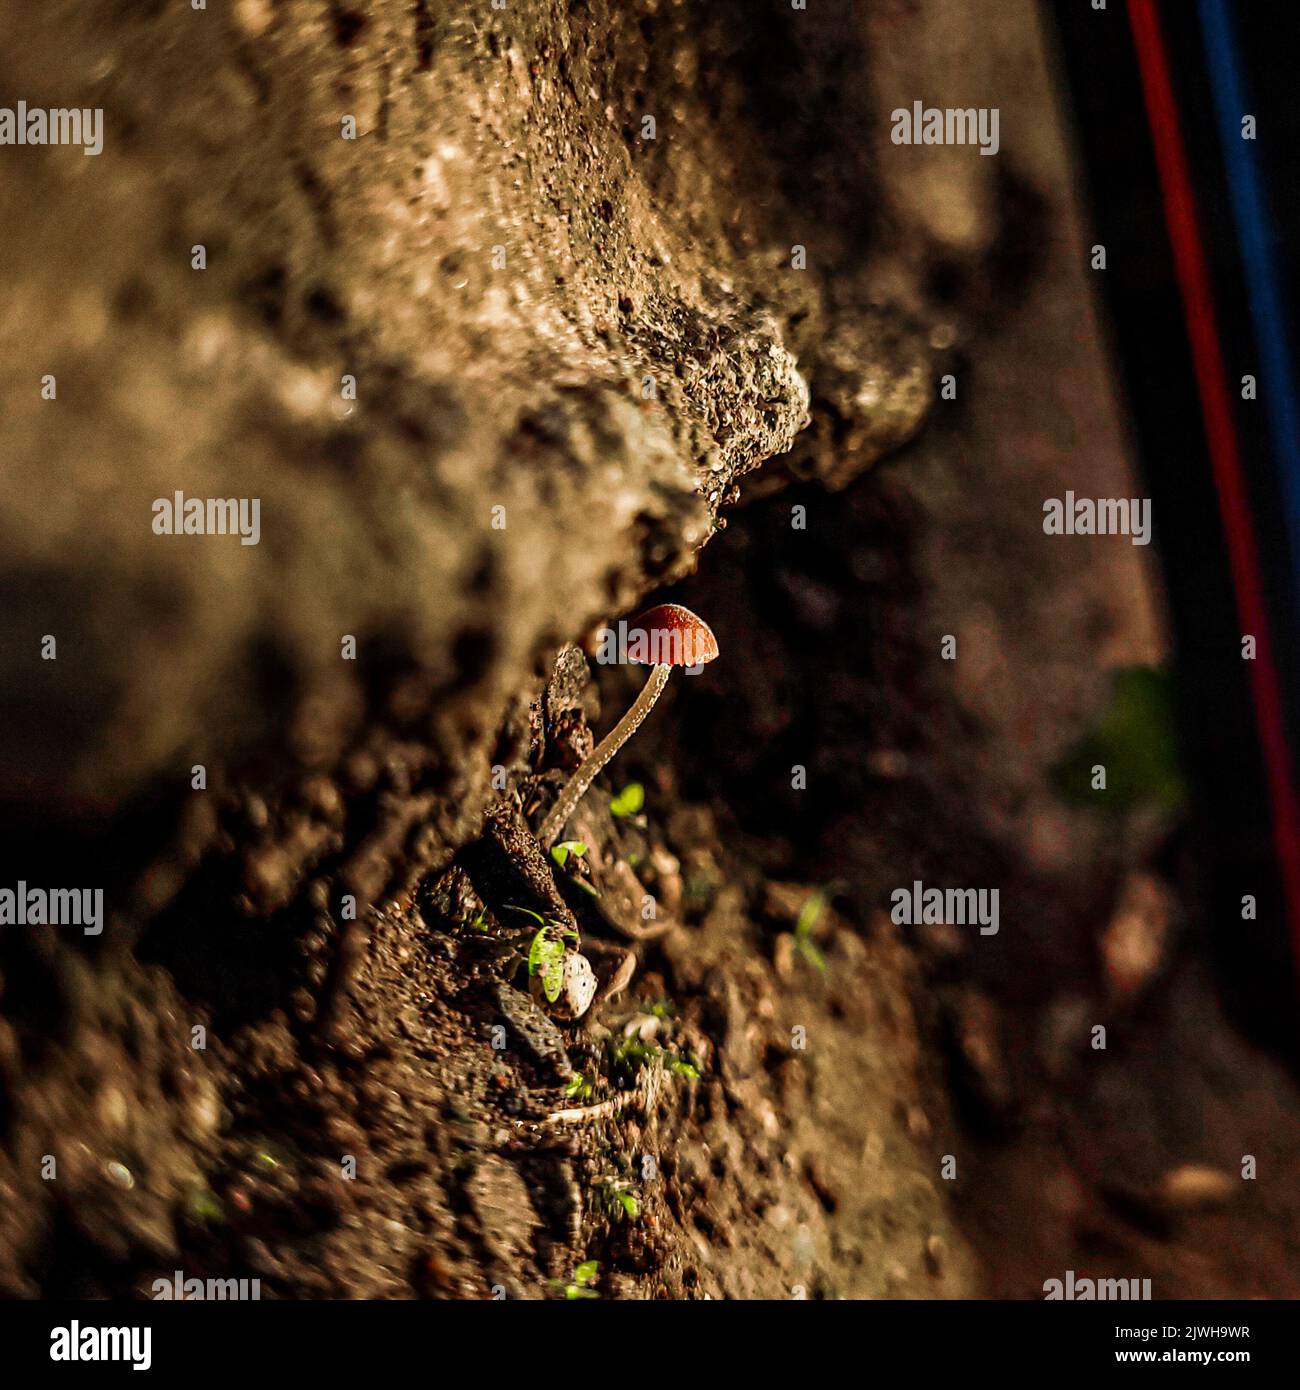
left=537, top=603, right=718, bottom=847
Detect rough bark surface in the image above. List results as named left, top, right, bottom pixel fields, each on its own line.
left=0, top=0, right=956, bottom=1299
left=8, top=0, right=1265, bottom=1305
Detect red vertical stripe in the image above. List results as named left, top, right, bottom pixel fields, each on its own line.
left=1127, top=0, right=1300, bottom=984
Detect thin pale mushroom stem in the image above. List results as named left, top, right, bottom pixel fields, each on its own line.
left=537, top=662, right=671, bottom=847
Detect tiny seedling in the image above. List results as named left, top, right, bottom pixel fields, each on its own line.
left=550, top=840, right=588, bottom=868
left=792, top=890, right=828, bottom=973
left=565, top=1072, right=594, bottom=1102
left=609, top=1034, right=700, bottom=1085
left=550, top=841, right=601, bottom=898
left=564, top=1260, right=600, bottom=1300
left=610, top=1036, right=657, bottom=1078
left=609, top=782, right=645, bottom=819
left=527, top=920, right=578, bottom=1005
left=597, top=1180, right=641, bottom=1222
left=511, top=908, right=595, bottom=1019
left=667, top=1054, right=701, bottom=1081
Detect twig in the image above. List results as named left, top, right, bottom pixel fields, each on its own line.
left=545, top=1094, right=632, bottom=1125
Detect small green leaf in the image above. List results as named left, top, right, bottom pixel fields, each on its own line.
left=609, top=782, right=645, bottom=818
left=551, top=840, right=588, bottom=868
left=565, top=1073, right=593, bottom=1100
left=573, top=1260, right=600, bottom=1286
left=527, top=925, right=565, bottom=995
left=615, top=1191, right=640, bottom=1219
left=791, top=891, right=828, bottom=972
left=1053, top=666, right=1186, bottom=814
left=565, top=1284, right=600, bottom=1300
left=796, top=935, right=828, bottom=974
left=795, top=890, right=825, bottom=941
left=526, top=926, right=547, bottom=974
left=509, top=905, right=547, bottom=926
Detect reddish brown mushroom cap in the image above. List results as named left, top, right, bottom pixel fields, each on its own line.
left=627, top=603, right=719, bottom=668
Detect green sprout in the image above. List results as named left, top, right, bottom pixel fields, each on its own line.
left=609, top=1035, right=700, bottom=1086
left=565, top=1072, right=594, bottom=1102
left=550, top=840, right=600, bottom=898
left=610, top=1036, right=657, bottom=1077
left=527, top=921, right=576, bottom=1004
left=609, top=782, right=645, bottom=819
left=564, top=1260, right=600, bottom=1300
left=507, top=905, right=547, bottom=926
left=792, top=890, right=828, bottom=973
left=597, top=1181, right=641, bottom=1222
left=666, top=1055, right=700, bottom=1081
left=550, top=840, right=588, bottom=868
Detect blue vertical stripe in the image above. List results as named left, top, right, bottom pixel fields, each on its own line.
left=1199, top=0, right=1300, bottom=595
